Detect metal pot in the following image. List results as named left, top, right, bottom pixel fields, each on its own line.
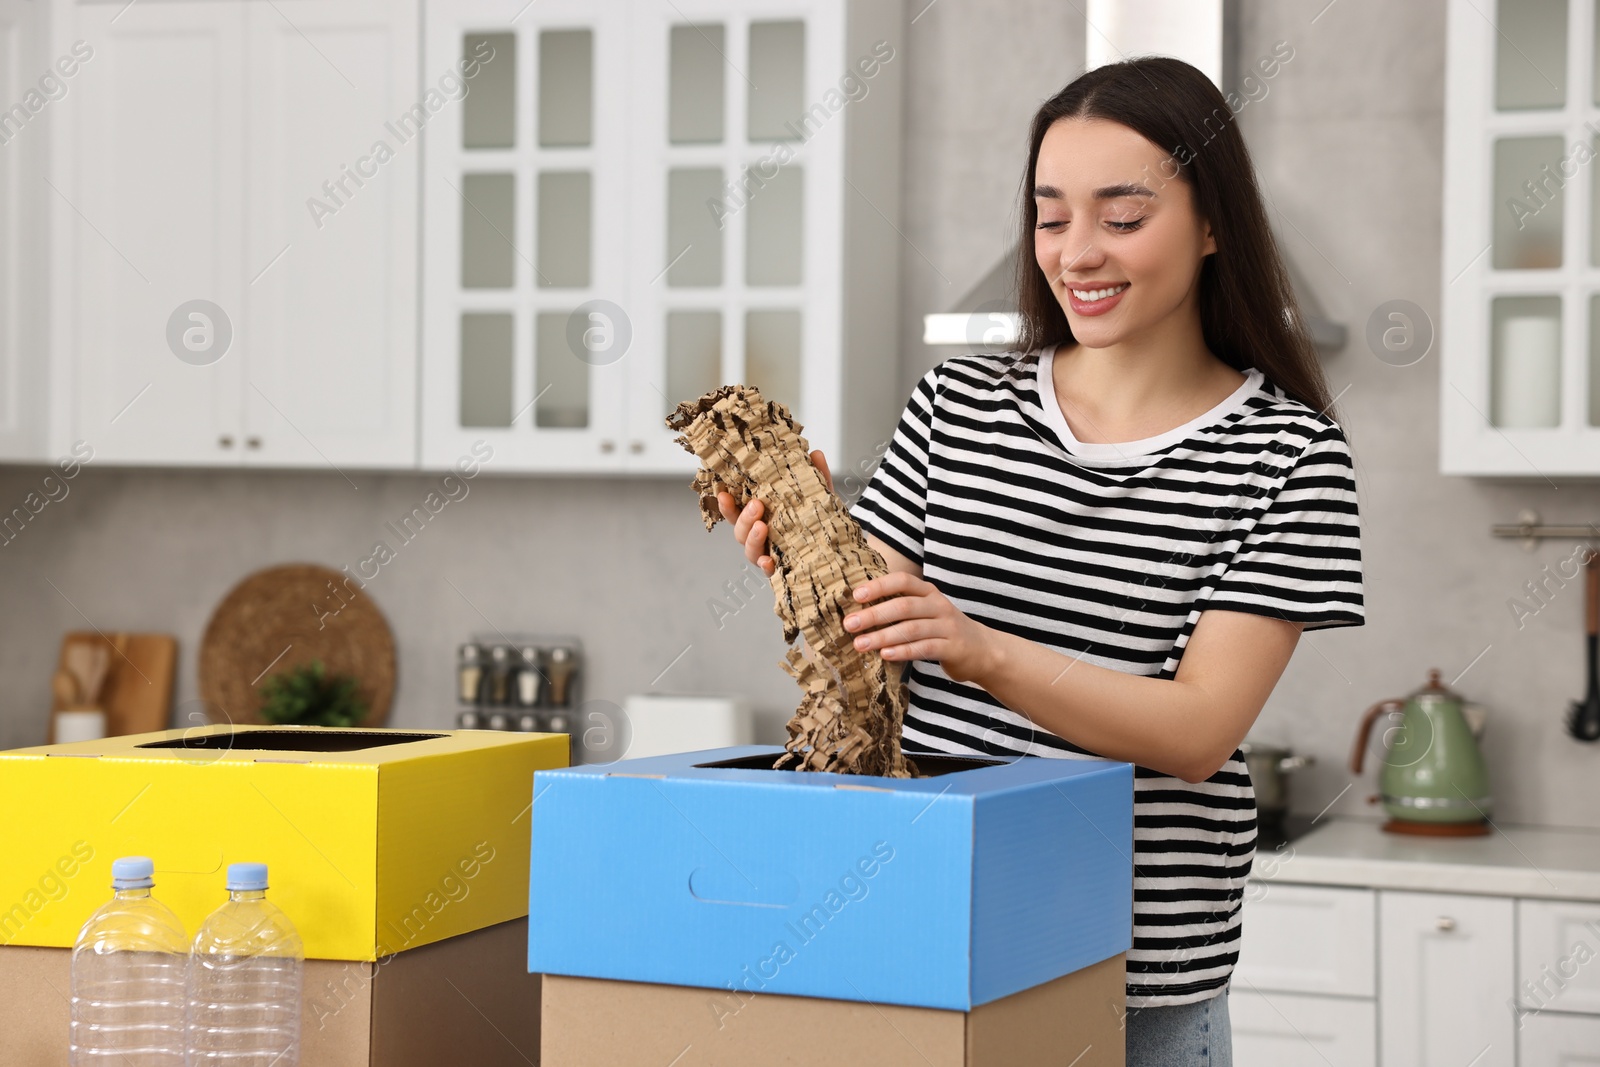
left=1239, top=740, right=1313, bottom=820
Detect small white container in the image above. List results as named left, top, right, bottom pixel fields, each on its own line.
left=55, top=709, right=107, bottom=744
left=617, top=694, right=753, bottom=761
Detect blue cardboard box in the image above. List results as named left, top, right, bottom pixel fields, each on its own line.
left=527, top=745, right=1133, bottom=1011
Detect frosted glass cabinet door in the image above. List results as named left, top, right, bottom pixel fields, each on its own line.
left=1441, top=0, right=1600, bottom=474
left=421, top=0, right=629, bottom=471
left=621, top=3, right=837, bottom=475
left=62, top=1, right=247, bottom=465
left=423, top=0, right=876, bottom=475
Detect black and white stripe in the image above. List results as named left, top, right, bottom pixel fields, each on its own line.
left=848, top=345, right=1364, bottom=1008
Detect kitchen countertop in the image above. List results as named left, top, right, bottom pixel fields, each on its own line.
left=1251, top=815, right=1600, bottom=902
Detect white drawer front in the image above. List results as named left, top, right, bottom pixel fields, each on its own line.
left=1230, top=989, right=1376, bottom=1067
left=1519, top=899, right=1600, bottom=1016
left=1517, top=1010, right=1600, bottom=1065
left=1236, top=883, right=1376, bottom=996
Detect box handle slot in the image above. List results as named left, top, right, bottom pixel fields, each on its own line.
left=688, top=866, right=797, bottom=908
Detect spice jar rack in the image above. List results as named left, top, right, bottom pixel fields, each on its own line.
left=455, top=633, right=584, bottom=762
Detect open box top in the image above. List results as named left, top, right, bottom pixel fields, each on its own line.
left=26, top=724, right=482, bottom=762
left=528, top=745, right=1133, bottom=1010
left=0, top=726, right=568, bottom=960
left=566, top=743, right=1115, bottom=794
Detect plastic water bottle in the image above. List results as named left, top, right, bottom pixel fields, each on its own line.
left=186, top=863, right=304, bottom=1066
left=70, top=856, right=188, bottom=1066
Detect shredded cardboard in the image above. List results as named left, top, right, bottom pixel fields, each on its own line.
left=667, top=386, right=919, bottom=778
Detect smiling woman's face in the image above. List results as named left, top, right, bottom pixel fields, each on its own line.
left=1033, top=117, right=1216, bottom=350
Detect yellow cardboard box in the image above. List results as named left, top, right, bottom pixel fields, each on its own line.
left=0, top=726, right=565, bottom=961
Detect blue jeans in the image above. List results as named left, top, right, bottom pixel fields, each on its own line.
left=1125, top=991, right=1232, bottom=1066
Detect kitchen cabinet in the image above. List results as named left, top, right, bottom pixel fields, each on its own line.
left=239, top=0, right=420, bottom=469
left=1233, top=883, right=1375, bottom=997
left=1233, top=883, right=1377, bottom=1066
left=1240, top=819, right=1600, bottom=1067
left=49, top=0, right=244, bottom=466
left=1379, top=890, right=1515, bottom=1067
left=0, top=0, right=50, bottom=460
left=1518, top=1011, right=1600, bottom=1064
left=19, top=0, right=902, bottom=475
left=1230, top=988, right=1376, bottom=1067
left=1518, top=899, right=1600, bottom=1016
left=1440, top=0, right=1600, bottom=475
left=1236, top=886, right=1516, bottom=1067
left=45, top=0, right=418, bottom=468
left=420, top=0, right=904, bottom=474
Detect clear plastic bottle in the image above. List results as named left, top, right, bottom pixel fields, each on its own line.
left=186, top=863, right=304, bottom=1067
left=70, top=855, right=188, bottom=1066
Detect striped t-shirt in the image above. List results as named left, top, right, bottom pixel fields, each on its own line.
left=847, top=344, right=1365, bottom=1008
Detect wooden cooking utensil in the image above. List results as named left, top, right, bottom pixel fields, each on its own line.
left=62, top=643, right=95, bottom=707
left=1569, top=551, right=1600, bottom=741
left=51, top=669, right=79, bottom=710
left=48, top=633, right=177, bottom=744
left=80, top=644, right=111, bottom=708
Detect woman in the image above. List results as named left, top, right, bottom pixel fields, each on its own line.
left=719, top=56, right=1363, bottom=1065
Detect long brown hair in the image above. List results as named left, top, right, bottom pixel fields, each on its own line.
left=1014, top=57, right=1339, bottom=422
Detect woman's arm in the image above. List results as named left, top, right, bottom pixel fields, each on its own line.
left=842, top=573, right=1302, bottom=783
left=865, top=532, right=921, bottom=580
left=718, top=450, right=924, bottom=582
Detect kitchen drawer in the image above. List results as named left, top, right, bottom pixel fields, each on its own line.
left=1519, top=899, right=1600, bottom=1016
left=1517, top=1010, right=1600, bottom=1065
left=1230, top=988, right=1376, bottom=1067
left=1236, top=883, right=1376, bottom=996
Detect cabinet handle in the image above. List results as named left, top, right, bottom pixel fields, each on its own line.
left=1436, top=916, right=1456, bottom=932
left=629, top=440, right=644, bottom=454
left=218, top=435, right=235, bottom=449
left=246, top=436, right=262, bottom=450
left=599, top=440, right=615, bottom=453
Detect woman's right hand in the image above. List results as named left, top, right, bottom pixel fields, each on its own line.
left=716, top=450, right=833, bottom=577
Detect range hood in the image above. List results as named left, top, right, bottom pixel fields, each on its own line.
left=922, top=0, right=1347, bottom=355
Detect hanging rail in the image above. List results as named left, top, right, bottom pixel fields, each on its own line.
left=1491, top=510, right=1600, bottom=546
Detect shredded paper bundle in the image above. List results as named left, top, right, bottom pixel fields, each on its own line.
left=667, top=386, right=919, bottom=778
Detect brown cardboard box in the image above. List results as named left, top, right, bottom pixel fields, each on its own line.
left=542, top=952, right=1125, bottom=1067
left=0, top=918, right=540, bottom=1066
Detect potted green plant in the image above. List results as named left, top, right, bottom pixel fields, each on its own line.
left=258, top=660, right=367, bottom=727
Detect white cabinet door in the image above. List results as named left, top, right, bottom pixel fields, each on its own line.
left=59, top=0, right=246, bottom=465
left=1230, top=989, right=1376, bottom=1067
left=1518, top=899, right=1600, bottom=1016
left=418, top=0, right=901, bottom=476
left=0, top=0, right=49, bottom=460
left=241, top=0, right=418, bottom=469
left=1379, top=890, right=1515, bottom=1067
left=618, top=0, right=839, bottom=476
left=1518, top=1011, right=1600, bottom=1066
left=1236, top=883, right=1376, bottom=997
left=420, top=0, right=629, bottom=473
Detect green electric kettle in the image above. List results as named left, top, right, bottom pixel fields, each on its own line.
left=1350, top=668, right=1491, bottom=836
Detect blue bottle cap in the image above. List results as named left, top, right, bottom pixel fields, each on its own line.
left=226, top=862, right=269, bottom=892
left=110, top=856, right=155, bottom=890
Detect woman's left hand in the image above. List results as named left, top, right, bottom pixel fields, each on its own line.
left=843, top=572, right=998, bottom=684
